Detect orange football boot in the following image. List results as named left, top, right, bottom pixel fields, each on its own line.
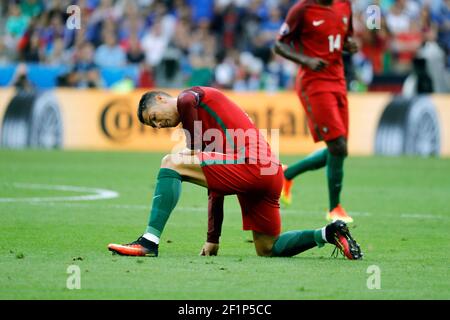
left=326, top=204, right=353, bottom=223
left=280, top=165, right=293, bottom=206
left=108, top=236, right=158, bottom=257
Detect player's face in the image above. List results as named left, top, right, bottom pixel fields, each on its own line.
left=142, top=104, right=180, bottom=129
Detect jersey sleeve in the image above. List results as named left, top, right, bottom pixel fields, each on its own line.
left=177, top=87, right=204, bottom=150
left=277, top=1, right=306, bottom=45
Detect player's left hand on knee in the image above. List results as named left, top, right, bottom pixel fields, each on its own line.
left=199, top=242, right=219, bottom=256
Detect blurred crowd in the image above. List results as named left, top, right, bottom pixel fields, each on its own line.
left=0, top=0, right=449, bottom=92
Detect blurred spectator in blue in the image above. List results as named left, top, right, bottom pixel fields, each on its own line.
left=87, top=0, right=120, bottom=47
left=188, top=0, right=214, bottom=25
left=89, top=0, right=120, bottom=23
left=277, top=0, right=297, bottom=17
left=249, top=0, right=270, bottom=21
left=118, top=2, right=146, bottom=44
left=154, top=1, right=177, bottom=40
left=432, top=0, right=450, bottom=67
left=141, top=19, right=169, bottom=67
left=94, top=31, right=126, bottom=67
left=260, top=6, right=283, bottom=46
left=85, top=0, right=102, bottom=11
left=46, top=36, right=71, bottom=65
left=172, top=0, right=192, bottom=20
left=40, top=13, right=66, bottom=53
left=266, top=52, right=295, bottom=91
left=188, top=18, right=215, bottom=56
left=73, top=41, right=102, bottom=88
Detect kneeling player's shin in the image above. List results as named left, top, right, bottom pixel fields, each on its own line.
left=145, top=168, right=182, bottom=238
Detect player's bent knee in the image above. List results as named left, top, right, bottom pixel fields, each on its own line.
left=161, top=154, right=185, bottom=171
left=160, top=154, right=175, bottom=169
left=327, top=137, right=348, bottom=157
left=256, top=247, right=273, bottom=257
left=253, top=231, right=276, bottom=257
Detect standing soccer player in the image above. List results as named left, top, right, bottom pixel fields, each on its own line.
left=107, top=86, right=362, bottom=259
left=274, top=0, right=358, bottom=223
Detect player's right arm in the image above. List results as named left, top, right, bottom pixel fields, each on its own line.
left=200, top=191, right=224, bottom=256
left=273, top=1, right=328, bottom=71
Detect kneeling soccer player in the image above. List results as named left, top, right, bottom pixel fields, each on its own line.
left=108, top=87, right=363, bottom=259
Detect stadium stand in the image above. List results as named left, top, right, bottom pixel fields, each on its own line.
left=0, top=0, right=449, bottom=92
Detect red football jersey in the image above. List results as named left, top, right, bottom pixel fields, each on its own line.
left=177, top=86, right=279, bottom=165
left=278, top=0, right=353, bottom=95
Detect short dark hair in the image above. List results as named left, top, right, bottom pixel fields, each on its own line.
left=137, top=91, right=170, bottom=124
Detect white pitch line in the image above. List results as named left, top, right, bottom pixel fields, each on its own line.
left=400, top=213, right=449, bottom=220
left=1, top=191, right=447, bottom=221
left=348, top=211, right=372, bottom=217
left=0, top=183, right=119, bottom=203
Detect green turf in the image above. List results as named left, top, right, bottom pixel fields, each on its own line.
left=0, top=150, right=449, bottom=299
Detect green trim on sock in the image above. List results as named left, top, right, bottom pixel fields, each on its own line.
left=284, top=148, right=328, bottom=180
left=145, top=226, right=162, bottom=238
left=313, top=229, right=326, bottom=248
left=327, top=154, right=345, bottom=210
left=157, top=168, right=182, bottom=180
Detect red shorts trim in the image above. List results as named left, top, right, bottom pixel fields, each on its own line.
left=198, top=152, right=283, bottom=237
left=297, top=90, right=349, bottom=143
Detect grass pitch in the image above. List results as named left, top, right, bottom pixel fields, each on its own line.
left=0, top=150, right=449, bottom=299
